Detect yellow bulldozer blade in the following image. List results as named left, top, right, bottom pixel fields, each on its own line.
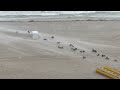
left=96, top=66, right=120, bottom=79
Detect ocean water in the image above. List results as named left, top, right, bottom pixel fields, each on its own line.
left=0, top=11, right=96, bottom=16
left=0, top=11, right=120, bottom=20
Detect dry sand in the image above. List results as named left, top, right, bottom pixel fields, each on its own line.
left=0, top=20, right=120, bottom=79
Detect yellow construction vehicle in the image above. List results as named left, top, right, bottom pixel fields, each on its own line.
left=96, top=66, right=120, bottom=79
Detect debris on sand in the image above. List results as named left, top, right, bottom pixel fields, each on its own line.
left=80, top=50, right=85, bottom=53
left=92, top=49, right=97, bottom=53
left=57, top=42, right=60, bottom=44
left=105, top=57, right=109, bottom=60
left=43, top=39, right=47, bottom=40
left=102, top=55, right=105, bottom=57
left=51, top=36, right=54, bottom=39
left=114, top=60, right=118, bottom=62
left=80, top=51, right=83, bottom=53
left=82, top=50, right=85, bottom=53
left=82, top=56, right=86, bottom=59
left=69, top=44, right=74, bottom=47
left=58, top=46, right=64, bottom=49
left=71, top=47, right=77, bottom=51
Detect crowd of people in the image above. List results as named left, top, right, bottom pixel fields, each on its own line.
left=25, top=30, right=118, bottom=62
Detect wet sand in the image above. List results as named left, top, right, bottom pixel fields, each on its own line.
left=0, top=20, right=120, bottom=79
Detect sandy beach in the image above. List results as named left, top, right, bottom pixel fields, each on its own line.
left=0, top=19, right=120, bottom=79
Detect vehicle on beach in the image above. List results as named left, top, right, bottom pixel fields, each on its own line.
left=31, top=31, right=40, bottom=40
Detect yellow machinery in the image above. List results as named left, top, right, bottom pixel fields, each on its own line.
left=96, top=66, right=120, bottom=79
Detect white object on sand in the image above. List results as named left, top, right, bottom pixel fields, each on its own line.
left=31, top=31, right=40, bottom=40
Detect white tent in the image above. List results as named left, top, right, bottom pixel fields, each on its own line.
left=31, top=31, right=40, bottom=40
